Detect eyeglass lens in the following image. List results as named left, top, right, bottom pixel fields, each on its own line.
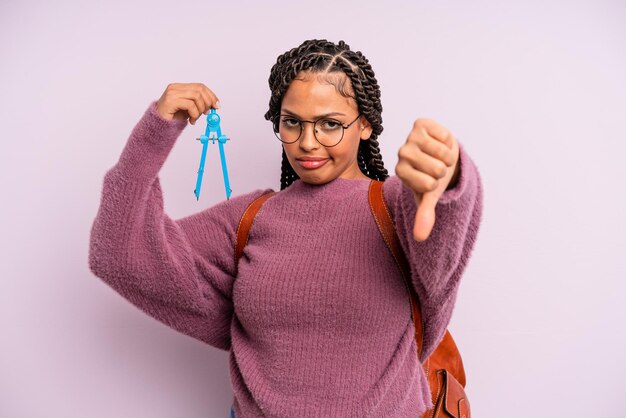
left=273, top=116, right=345, bottom=147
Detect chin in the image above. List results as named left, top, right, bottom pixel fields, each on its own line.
left=297, top=171, right=334, bottom=185
left=299, top=175, right=325, bottom=185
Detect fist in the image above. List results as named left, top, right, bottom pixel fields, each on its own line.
left=156, top=82, right=221, bottom=125
left=395, top=118, right=460, bottom=241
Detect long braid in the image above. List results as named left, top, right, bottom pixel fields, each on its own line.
left=280, top=148, right=298, bottom=191
left=265, top=39, right=389, bottom=190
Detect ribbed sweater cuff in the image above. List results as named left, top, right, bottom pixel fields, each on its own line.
left=115, top=100, right=188, bottom=181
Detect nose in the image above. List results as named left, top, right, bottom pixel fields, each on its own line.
left=299, top=122, right=320, bottom=151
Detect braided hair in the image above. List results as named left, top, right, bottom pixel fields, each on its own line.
left=264, top=39, right=389, bottom=190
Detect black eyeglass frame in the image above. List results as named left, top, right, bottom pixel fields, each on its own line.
left=272, top=113, right=362, bottom=147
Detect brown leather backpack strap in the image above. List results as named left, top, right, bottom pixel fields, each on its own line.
left=234, top=191, right=277, bottom=275
left=368, top=180, right=426, bottom=362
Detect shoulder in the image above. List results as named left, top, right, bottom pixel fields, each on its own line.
left=174, top=186, right=277, bottom=237
left=216, top=186, right=277, bottom=215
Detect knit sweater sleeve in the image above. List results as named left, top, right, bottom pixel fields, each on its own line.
left=88, top=100, right=272, bottom=351
left=382, top=140, right=484, bottom=361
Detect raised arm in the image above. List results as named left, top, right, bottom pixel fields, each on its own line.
left=88, top=99, right=271, bottom=351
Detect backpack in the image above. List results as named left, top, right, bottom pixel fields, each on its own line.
left=233, top=180, right=471, bottom=418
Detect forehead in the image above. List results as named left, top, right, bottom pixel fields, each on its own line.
left=281, top=72, right=357, bottom=117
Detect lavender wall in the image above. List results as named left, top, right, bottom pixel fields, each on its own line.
left=1, top=0, right=624, bottom=416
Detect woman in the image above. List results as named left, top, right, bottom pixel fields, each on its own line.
left=89, top=39, right=483, bottom=417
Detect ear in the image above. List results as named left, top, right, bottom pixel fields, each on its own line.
left=359, top=116, right=373, bottom=140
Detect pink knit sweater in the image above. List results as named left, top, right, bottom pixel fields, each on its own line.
left=88, top=101, right=484, bottom=417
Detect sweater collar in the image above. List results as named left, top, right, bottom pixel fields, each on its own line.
left=288, top=177, right=372, bottom=197
left=295, top=177, right=371, bottom=188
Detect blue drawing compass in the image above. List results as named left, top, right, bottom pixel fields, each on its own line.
left=194, top=109, right=232, bottom=201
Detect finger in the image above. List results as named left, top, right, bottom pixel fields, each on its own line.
left=401, top=141, right=449, bottom=180
left=187, top=89, right=208, bottom=122
left=178, top=97, right=201, bottom=125
left=413, top=190, right=438, bottom=241
left=195, top=83, right=219, bottom=113
left=169, top=85, right=207, bottom=123
left=205, top=86, right=220, bottom=109
left=196, top=85, right=214, bottom=114
left=396, top=160, right=440, bottom=194
left=419, top=133, right=457, bottom=167
left=408, top=128, right=456, bottom=167
left=414, top=118, right=453, bottom=145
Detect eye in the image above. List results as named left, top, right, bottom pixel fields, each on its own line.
left=321, top=119, right=341, bottom=130
left=281, top=117, right=300, bottom=127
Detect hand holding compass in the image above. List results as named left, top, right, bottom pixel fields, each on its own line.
left=155, top=83, right=232, bottom=201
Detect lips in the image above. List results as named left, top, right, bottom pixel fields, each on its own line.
left=296, top=157, right=330, bottom=169
left=296, top=157, right=329, bottom=161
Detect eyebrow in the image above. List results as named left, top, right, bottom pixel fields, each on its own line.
left=281, top=109, right=346, bottom=119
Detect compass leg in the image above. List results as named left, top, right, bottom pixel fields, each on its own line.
left=218, top=142, right=232, bottom=200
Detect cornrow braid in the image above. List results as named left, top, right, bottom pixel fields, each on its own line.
left=265, top=39, right=389, bottom=190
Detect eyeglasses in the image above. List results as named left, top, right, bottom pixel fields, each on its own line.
left=272, top=113, right=362, bottom=147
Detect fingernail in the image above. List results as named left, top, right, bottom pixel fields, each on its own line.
left=216, top=100, right=221, bottom=108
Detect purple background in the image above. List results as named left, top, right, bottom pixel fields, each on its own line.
left=1, top=0, right=625, bottom=417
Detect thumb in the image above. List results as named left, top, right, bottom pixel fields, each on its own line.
left=413, top=190, right=438, bottom=241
